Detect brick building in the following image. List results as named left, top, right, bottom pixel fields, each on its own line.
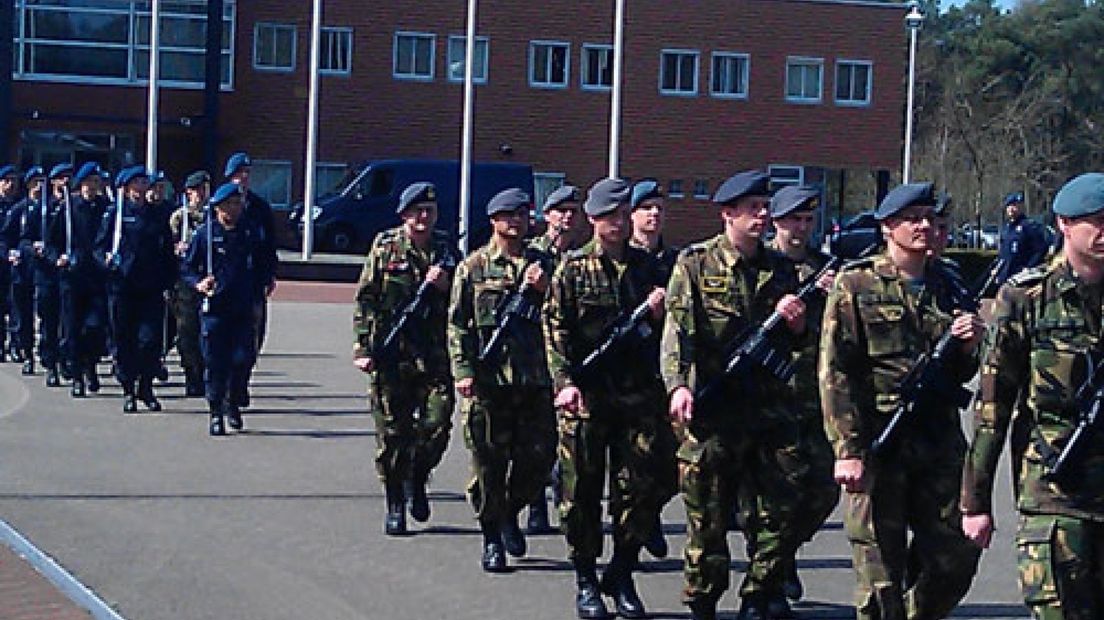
left=6, top=0, right=908, bottom=246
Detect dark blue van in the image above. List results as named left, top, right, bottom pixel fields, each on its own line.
left=290, top=159, right=534, bottom=253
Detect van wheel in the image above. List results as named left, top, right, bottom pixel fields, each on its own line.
left=327, top=225, right=356, bottom=253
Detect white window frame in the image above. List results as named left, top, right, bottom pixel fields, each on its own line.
left=710, top=52, right=750, bottom=100
left=580, top=43, right=613, bottom=91
left=768, top=165, right=804, bottom=191
left=533, top=172, right=567, bottom=220
left=319, top=27, right=353, bottom=76
left=835, top=59, right=872, bottom=106
left=529, top=40, right=570, bottom=89
left=693, top=179, right=711, bottom=199
left=785, top=56, right=824, bottom=104
left=446, top=35, right=489, bottom=84
left=251, top=159, right=293, bottom=209
left=659, top=49, right=699, bottom=97
left=668, top=179, right=685, bottom=199
left=253, top=22, right=296, bottom=73
left=392, top=31, right=435, bottom=81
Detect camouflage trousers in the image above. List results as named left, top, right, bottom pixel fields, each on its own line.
left=558, top=395, right=677, bottom=561
left=172, top=280, right=203, bottom=372
left=843, top=441, right=980, bottom=620
left=462, top=385, right=557, bottom=525
left=1016, top=513, right=1104, bottom=620
left=368, top=368, right=455, bottom=486
left=679, top=420, right=805, bottom=605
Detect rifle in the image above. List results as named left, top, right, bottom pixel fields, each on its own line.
left=201, top=201, right=214, bottom=315
left=694, top=242, right=879, bottom=410
left=108, top=186, right=124, bottom=271
left=1042, top=352, right=1104, bottom=483
left=62, top=184, right=73, bottom=269
left=571, top=298, right=653, bottom=388
left=868, top=256, right=1003, bottom=458
left=374, top=253, right=455, bottom=365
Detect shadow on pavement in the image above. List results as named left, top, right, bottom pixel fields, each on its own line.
left=238, top=428, right=376, bottom=439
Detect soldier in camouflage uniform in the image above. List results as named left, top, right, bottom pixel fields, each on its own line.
left=170, top=171, right=210, bottom=397
left=661, top=170, right=809, bottom=620
left=353, top=182, right=456, bottom=537
left=820, top=182, right=983, bottom=620
left=545, top=177, right=673, bottom=620
left=448, top=188, right=557, bottom=572
left=962, top=173, right=1104, bottom=620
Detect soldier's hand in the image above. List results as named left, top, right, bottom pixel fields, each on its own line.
left=33, top=241, right=44, bottom=256
left=669, top=386, right=694, bottom=424
left=455, top=377, right=475, bottom=398
left=555, top=386, right=583, bottom=413
left=426, top=265, right=449, bottom=292
left=56, top=254, right=69, bottom=268
left=353, top=356, right=375, bottom=373
left=951, top=311, right=984, bottom=353
left=962, top=513, right=994, bottom=549
left=834, top=458, right=865, bottom=493
left=196, top=275, right=216, bottom=296
left=175, top=241, right=189, bottom=257
left=647, top=288, right=666, bottom=321
left=266, top=282, right=277, bottom=297
left=103, top=251, right=115, bottom=266
left=524, top=263, right=548, bottom=293
left=816, top=269, right=837, bottom=293
left=776, top=294, right=807, bottom=334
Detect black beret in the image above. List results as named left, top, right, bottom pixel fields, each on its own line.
left=543, top=185, right=581, bottom=211
left=874, top=182, right=936, bottom=221
left=185, top=170, right=211, bottom=189
left=769, top=185, right=819, bottom=219
left=584, top=177, right=632, bottom=217
left=486, top=187, right=531, bottom=216
left=713, top=170, right=770, bottom=205
left=397, top=181, right=437, bottom=214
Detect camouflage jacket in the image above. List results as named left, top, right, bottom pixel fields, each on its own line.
left=544, top=238, right=664, bottom=402
left=169, top=203, right=206, bottom=244
left=352, top=226, right=455, bottom=374
left=775, top=244, right=831, bottom=418
left=962, top=258, right=1104, bottom=520
left=629, top=237, right=679, bottom=288
left=819, top=253, right=978, bottom=460
left=448, top=240, right=551, bottom=387
left=660, top=233, right=801, bottom=415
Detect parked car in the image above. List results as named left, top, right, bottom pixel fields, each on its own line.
left=289, top=159, right=535, bottom=253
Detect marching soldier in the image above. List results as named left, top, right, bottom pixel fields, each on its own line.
left=22, top=163, right=71, bottom=387
left=47, top=162, right=109, bottom=396
left=4, top=167, right=43, bottom=374
left=961, top=173, right=1104, bottom=620
left=820, top=182, right=982, bottom=620
left=182, top=183, right=269, bottom=436
left=352, top=181, right=456, bottom=536
left=171, top=171, right=211, bottom=397
left=661, top=171, right=808, bottom=620
left=447, top=188, right=557, bottom=572
left=95, top=166, right=177, bottom=412
left=545, top=177, right=673, bottom=619
left=0, top=165, right=20, bottom=362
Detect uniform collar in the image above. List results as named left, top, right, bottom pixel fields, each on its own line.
left=487, top=240, right=523, bottom=263
left=715, top=233, right=764, bottom=271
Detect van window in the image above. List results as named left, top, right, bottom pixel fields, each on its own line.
left=359, top=169, right=394, bottom=198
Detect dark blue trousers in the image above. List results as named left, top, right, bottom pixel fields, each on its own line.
left=8, top=280, right=33, bottom=357
left=34, top=284, right=60, bottom=368
left=60, top=279, right=107, bottom=376
left=108, top=290, right=164, bottom=387
left=201, top=312, right=257, bottom=409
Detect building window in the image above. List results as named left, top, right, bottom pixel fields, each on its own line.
left=251, top=160, right=292, bottom=209
left=393, top=31, right=435, bottom=80
left=315, top=162, right=349, bottom=198
left=447, top=35, right=489, bottom=83
left=320, top=27, right=353, bottom=76
left=253, top=22, right=295, bottom=72
left=785, top=57, right=823, bottom=103
left=660, top=49, right=699, bottom=96
left=581, top=44, right=613, bottom=90
left=529, top=41, right=569, bottom=88
left=710, top=52, right=749, bottom=99
left=668, top=179, right=685, bottom=198
left=533, top=172, right=567, bottom=220
left=835, top=60, right=872, bottom=106
left=768, top=165, right=804, bottom=191
left=693, top=179, right=710, bottom=199
left=14, top=0, right=236, bottom=89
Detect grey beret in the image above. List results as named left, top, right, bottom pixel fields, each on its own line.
left=874, top=182, right=936, bottom=221
left=584, top=177, right=632, bottom=217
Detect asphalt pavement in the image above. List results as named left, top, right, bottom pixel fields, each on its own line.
left=0, top=291, right=1029, bottom=619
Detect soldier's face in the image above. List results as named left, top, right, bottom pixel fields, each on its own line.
left=185, top=185, right=209, bottom=207
left=546, top=202, right=581, bottom=236
left=232, top=167, right=251, bottom=191
left=0, top=177, right=16, bottom=196
left=882, top=205, right=934, bottom=253
left=589, top=204, right=629, bottom=244
left=127, top=177, right=151, bottom=203
left=401, top=202, right=438, bottom=234
left=28, top=179, right=44, bottom=199
left=1058, top=213, right=1104, bottom=262
left=217, top=197, right=244, bottom=226
left=631, top=199, right=665, bottom=236
left=491, top=207, right=528, bottom=240
left=51, top=176, right=70, bottom=197
left=1006, top=203, right=1022, bottom=220
left=723, top=196, right=770, bottom=240
left=772, top=209, right=815, bottom=249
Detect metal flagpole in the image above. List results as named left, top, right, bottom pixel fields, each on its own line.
left=146, top=0, right=161, bottom=170
left=302, top=0, right=323, bottom=261
left=608, top=0, right=625, bottom=178
left=458, top=0, right=477, bottom=256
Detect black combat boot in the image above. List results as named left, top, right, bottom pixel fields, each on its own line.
left=45, top=365, right=60, bottom=387
left=86, top=366, right=100, bottom=393
left=384, top=483, right=409, bottom=536
left=21, top=358, right=33, bottom=375
left=480, top=520, right=507, bottom=573
left=768, top=594, right=796, bottom=619
left=526, top=492, right=554, bottom=534
left=123, top=382, right=138, bottom=413
left=184, top=367, right=205, bottom=397
left=209, top=403, right=226, bottom=436
left=688, top=599, right=717, bottom=620
left=574, top=559, right=609, bottom=619
left=10, top=345, right=23, bottom=363
left=644, top=514, right=668, bottom=559
left=59, top=362, right=72, bottom=381
left=599, top=545, right=645, bottom=619
left=70, top=377, right=85, bottom=398
left=500, top=510, right=527, bottom=558
left=137, top=378, right=161, bottom=412
left=736, top=593, right=769, bottom=620
left=782, top=561, right=803, bottom=601
left=408, top=469, right=431, bottom=523
left=225, top=403, right=243, bottom=431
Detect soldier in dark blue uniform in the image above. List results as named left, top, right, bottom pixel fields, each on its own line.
left=3, top=167, right=41, bottom=373
left=182, top=183, right=270, bottom=436
left=22, top=163, right=72, bottom=387
left=0, top=165, right=21, bottom=362
left=95, top=166, right=177, bottom=412
left=47, top=162, right=109, bottom=397
left=995, top=191, right=1049, bottom=285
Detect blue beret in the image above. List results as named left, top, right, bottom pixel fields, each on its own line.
left=223, top=152, right=251, bottom=178
left=397, top=181, right=437, bottom=214
left=1053, top=173, right=1104, bottom=218
left=1002, top=192, right=1024, bottom=207
left=72, top=162, right=101, bottom=185
left=874, top=182, right=936, bottom=221
left=769, top=185, right=819, bottom=219
left=631, top=179, right=664, bottom=209
left=23, top=166, right=44, bottom=185
left=584, top=177, right=632, bottom=217
left=48, top=162, right=74, bottom=181
left=0, top=164, right=17, bottom=179
left=115, top=166, right=149, bottom=188
left=713, top=170, right=770, bottom=205
left=486, top=187, right=530, bottom=216
left=543, top=185, right=580, bottom=211
left=185, top=170, right=211, bottom=189
left=210, top=182, right=242, bottom=207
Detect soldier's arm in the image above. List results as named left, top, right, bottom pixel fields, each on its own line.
left=660, top=258, right=696, bottom=394
left=180, top=230, right=205, bottom=289
left=961, top=284, right=1027, bottom=515
left=446, top=260, right=476, bottom=382
left=92, top=208, right=113, bottom=267
left=352, top=240, right=385, bottom=358
left=543, top=260, right=577, bottom=392
left=819, top=274, right=865, bottom=459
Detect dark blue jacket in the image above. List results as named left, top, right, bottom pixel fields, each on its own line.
left=1, top=197, right=33, bottom=286
left=19, top=193, right=61, bottom=287
left=242, top=189, right=278, bottom=290
left=0, top=195, right=21, bottom=284
left=94, top=198, right=176, bottom=294
left=46, top=194, right=108, bottom=287
left=182, top=218, right=266, bottom=318
left=996, top=214, right=1049, bottom=284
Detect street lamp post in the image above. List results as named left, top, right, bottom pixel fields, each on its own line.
left=903, top=2, right=924, bottom=184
